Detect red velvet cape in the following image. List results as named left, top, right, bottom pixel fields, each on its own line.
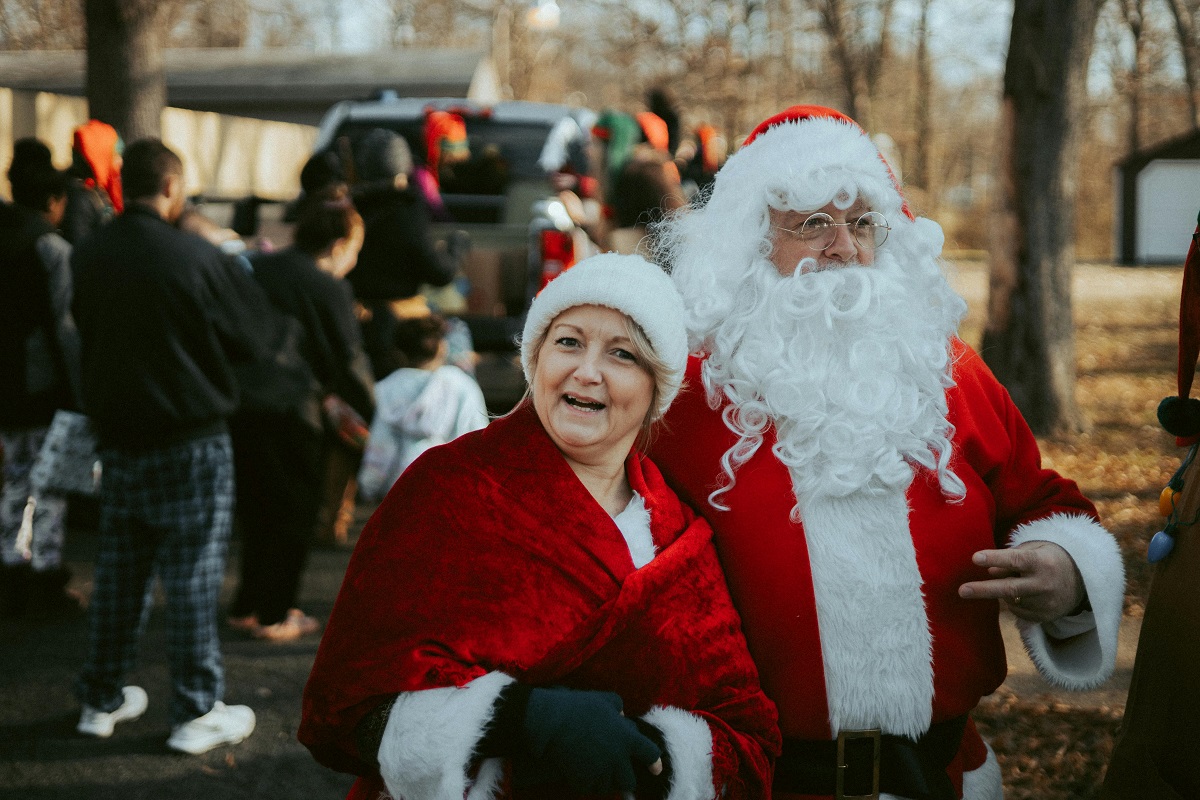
left=300, top=402, right=780, bottom=799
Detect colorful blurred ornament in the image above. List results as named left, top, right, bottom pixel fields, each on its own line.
left=1148, top=529, right=1177, bottom=563
left=1160, top=486, right=1180, bottom=516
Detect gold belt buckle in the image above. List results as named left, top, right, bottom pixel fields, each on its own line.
left=835, top=728, right=881, bottom=800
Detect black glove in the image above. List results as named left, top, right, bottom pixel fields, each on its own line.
left=633, top=717, right=673, bottom=800
left=477, top=684, right=662, bottom=795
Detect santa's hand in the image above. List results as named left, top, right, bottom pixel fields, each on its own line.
left=958, top=540, right=1087, bottom=623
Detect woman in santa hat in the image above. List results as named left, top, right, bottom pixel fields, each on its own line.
left=300, top=253, right=780, bottom=800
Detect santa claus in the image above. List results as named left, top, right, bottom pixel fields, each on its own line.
left=650, top=106, right=1124, bottom=800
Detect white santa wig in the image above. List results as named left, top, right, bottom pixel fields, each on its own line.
left=655, top=105, right=968, bottom=508
left=658, top=105, right=952, bottom=351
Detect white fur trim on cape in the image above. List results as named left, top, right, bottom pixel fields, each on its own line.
left=519, top=253, right=688, bottom=419
left=960, top=743, right=1004, bottom=800
left=614, top=491, right=656, bottom=568
left=377, top=670, right=513, bottom=800
left=643, top=705, right=715, bottom=800
left=1009, top=513, right=1123, bottom=690
left=801, top=490, right=934, bottom=740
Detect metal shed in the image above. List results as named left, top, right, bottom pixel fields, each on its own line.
left=0, top=47, right=501, bottom=127
left=1116, top=129, right=1200, bottom=264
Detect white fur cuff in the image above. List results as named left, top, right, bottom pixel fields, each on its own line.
left=1010, top=513, right=1124, bottom=690
left=643, top=706, right=715, bottom=800
left=959, top=743, right=1003, bottom=800
left=378, top=671, right=513, bottom=800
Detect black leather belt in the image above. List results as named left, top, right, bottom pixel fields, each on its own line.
left=772, top=715, right=968, bottom=800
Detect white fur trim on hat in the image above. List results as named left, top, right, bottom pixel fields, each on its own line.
left=520, top=253, right=688, bottom=418
left=718, top=115, right=905, bottom=220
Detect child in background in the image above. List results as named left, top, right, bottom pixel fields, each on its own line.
left=357, top=315, right=487, bottom=502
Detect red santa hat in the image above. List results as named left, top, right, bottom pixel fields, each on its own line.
left=713, top=104, right=914, bottom=223
left=520, top=253, right=688, bottom=419
left=662, top=103, right=950, bottom=359
left=742, top=105, right=914, bottom=221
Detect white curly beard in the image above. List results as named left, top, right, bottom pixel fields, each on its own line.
left=699, top=249, right=967, bottom=516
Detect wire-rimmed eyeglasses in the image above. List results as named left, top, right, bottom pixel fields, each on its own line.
left=772, top=211, right=891, bottom=251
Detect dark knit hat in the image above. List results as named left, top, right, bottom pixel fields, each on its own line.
left=353, top=128, right=413, bottom=183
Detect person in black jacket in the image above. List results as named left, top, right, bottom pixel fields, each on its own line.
left=226, top=193, right=375, bottom=641
left=0, top=138, right=82, bottom=618
left=345, top=128, right=465, bottom=379
left=311, top=130, right=466, bottom=547
left=72, top=139, right=263, bottom=754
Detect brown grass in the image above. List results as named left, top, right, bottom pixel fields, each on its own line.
left=951, top=258, right=1184, bottom=800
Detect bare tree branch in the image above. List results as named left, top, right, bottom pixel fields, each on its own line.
left=1164, top=0, right=1200, bottom=129
left=910, top=0, right=933, bottom=190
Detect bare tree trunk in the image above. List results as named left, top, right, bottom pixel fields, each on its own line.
left=493, top=2, right=512, bottom=99
left=85, top=0, right=174, bottom=142
left=815, top=0, right=860, bottom=120
left=1165, top=0, right=1200, bottom=129
left=859, top=0, right=894, bottom=127
left=981, top=0, right=1100, bottom=435
left=1120, top=0, right=1144, bottom=154
left=810, top=0, right=894, bottom=127
left=910, top=0, right=933, bottom=190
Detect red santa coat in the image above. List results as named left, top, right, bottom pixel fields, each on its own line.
left=650, top=341, right=1122, bottom=799
left=300, top=402, right=780, bottom=800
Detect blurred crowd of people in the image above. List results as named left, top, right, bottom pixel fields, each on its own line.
left=0, top=92, right=731, bottom=758
left=0, top=114, right=492, bottom=754
left=0, top=89, right=729, bottom=628
left=551, top=88, right=728, bottom=260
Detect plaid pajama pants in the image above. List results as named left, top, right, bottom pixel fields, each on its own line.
left=76, top=433, right=235, bottom=725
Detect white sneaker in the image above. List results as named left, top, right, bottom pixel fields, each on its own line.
left=166, top=702, right=255, bottom=754
left=77, top=685, right=149, bottom=737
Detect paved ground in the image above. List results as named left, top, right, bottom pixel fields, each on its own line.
left=0, top=513, right=363, bottom=800
left=1, top=500, right=1143, bottom=800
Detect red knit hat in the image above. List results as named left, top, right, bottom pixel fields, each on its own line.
left=742, top=105, right=914, bottom=221
left=73, top=119, right=124, bottom=213
left=423, top=110, right=468, bottom=182
left=636, top=111, right=670, bottom=154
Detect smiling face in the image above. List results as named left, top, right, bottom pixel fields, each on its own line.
left=767, top=197, right=877, bottom=276
left=531, top=305, right=656, bottom=472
